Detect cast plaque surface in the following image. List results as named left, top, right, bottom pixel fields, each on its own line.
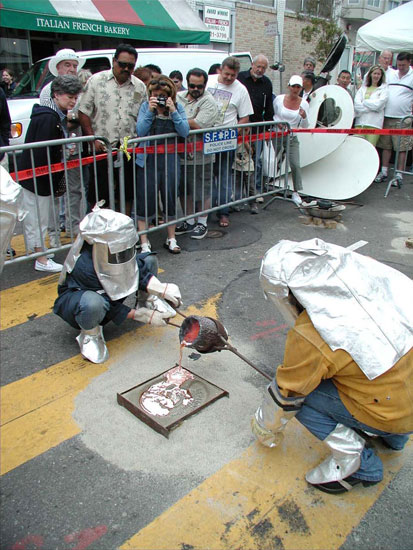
left=117, top=365, right=229, bottom=438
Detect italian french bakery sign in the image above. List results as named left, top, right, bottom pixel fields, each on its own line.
left=204, top=5, right=230, bottom=42
left=35, top=17, right=131, bottom=36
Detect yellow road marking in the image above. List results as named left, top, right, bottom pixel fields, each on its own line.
left=121, top=429, right=411, bottom=550
left=0, top=295, right=219, bottom=475
left=9, top=233, right=74, bottom=258
left=0, top=266, right=164, bottom=331
left=1, top=273, right=60, bottom=330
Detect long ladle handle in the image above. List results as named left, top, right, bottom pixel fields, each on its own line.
left=217, top=334, right=272, bottom=381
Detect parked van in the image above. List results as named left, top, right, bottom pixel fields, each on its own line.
left=8, top=48, right=252, bottom=148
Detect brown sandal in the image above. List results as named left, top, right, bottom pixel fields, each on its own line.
left=219, top=216, right=230, bottom=228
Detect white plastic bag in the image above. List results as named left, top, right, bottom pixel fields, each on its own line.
left=262, top=140, right=278, bottom=178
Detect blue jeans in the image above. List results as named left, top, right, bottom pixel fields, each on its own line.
left=296, top=380, right=410, bottom=482
left=213, top=150, right=235, bottom=217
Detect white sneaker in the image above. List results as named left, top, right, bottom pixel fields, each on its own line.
left=35, top=258, right=63, bottom=272
left=374, top=172, right=387, bottom=183
left=291, top=192, right=303, bottom=206
left=141, top=241, right=151, bottom=253
left=391, top=174, right=403, bottom=188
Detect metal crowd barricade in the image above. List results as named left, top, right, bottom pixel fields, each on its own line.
left=124, top=120, right=291, bottom=239
left=385, top=114, right=413, bottom=198
left=1, top=121, right=291, bottom=269
left=1, top=135, right=113, bottom=268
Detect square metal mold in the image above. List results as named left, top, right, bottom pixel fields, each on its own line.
left=117, top=366, right=229, bottom=438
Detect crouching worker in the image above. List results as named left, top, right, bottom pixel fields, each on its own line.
left=252, top=238, right=413, bottom=494
left=54, top=203, right=181, bottom=363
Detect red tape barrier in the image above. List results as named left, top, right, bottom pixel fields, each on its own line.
left=10, top=127, right=413, bottom=182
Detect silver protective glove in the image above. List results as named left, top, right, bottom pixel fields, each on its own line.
left=133, top=306, right=174, bottom=327
left=251, top=379, right=304, bottom=448
left=146, top=276, right=182, bottom=308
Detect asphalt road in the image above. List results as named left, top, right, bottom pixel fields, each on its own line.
left=1, top=174, right=412, bottom=550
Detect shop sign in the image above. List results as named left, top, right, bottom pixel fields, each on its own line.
left=34, top=17, right=131, bottom=37
left=204, top=5, right=230, bottom=42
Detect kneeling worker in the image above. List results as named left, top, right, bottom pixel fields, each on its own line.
left=54, top=204, right=181, bottom=363
left=252, top=238, right=413, bottom=494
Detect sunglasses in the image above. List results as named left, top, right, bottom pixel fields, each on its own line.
left=188, top=83, right=205, bottom=90
left=115, top=60, right=135, bottom=70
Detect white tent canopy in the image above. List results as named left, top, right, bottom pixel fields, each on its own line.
left=355, top=1, right=413, bottom=52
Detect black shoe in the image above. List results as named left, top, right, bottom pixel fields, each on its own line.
left=190, top=223, right=208, bottom=240
left=310, top=475, right=380, bottom=494
left=175, top=221, right=195, bottom=235
left=6, top=247, right=16, bottom=258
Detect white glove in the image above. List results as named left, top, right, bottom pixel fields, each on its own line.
left=133, top=307, right=174, bottom=327
left=146, top=276, right=182, bottom=308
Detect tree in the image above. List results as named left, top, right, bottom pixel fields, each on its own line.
left=298, top=0, right=343, bottom=62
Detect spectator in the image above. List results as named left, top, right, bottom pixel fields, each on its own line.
left=78, top=43, right=147, bottom=214
left=176, top=68, right=218, bottom=240
left=134, top=66, right=152, bottom=85
left=378, top=50, right=396, bottom=80
left=207, top=56, right=253, bottom=228
left=1, top=68, right=16, bottom=97
left=39, top=49, right=85, bottom=107
left=354, top=65, right=388, bottom=146
left=136, top=75, right=189, bottom=254
left=39, top=49, right=85, bottom=246
left=336, top=70, right=352, bottom=93
left=273, top=75, right=309, bottom=206
left=62, top=68, right=92, bottom=237
left=169, top=70, right=185, bottom=91
left=19, top=75, right=82, bottom=272
left=208, top=63, right=221, bottom=75
left=0, top=87, right=11, bottom=171
left=231, top=140, right=257, bottom=213
left=237, top=54, right=274, bottom=206
left=375, top=52, right=413, bottom=186
left=145, top=64, right=162, bottom=78
left=303, top=56, right=316, bottom=72
left=300, top=71, right=315, bottom=102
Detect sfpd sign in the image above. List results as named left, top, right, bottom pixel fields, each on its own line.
left=203, top=129, right=238, bottom=154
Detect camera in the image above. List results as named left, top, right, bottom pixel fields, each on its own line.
left=157, top=95, right=167, bottom=107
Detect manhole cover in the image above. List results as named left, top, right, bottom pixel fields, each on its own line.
left=207, top=230, right=224, bottom=239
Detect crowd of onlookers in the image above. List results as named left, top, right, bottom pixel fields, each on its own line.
left=1, top=44, right=412, bottom=273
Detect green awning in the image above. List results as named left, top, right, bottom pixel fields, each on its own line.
left=0, top=0, right=210, bottom=44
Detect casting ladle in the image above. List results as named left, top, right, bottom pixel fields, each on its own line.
left=173, top=313, right=272, bottom=381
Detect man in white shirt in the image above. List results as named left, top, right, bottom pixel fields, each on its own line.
left=378, top=50, right=396, bottom=81
left=207, top=57, right=253, bottom=228
left=375, top=52, right=413, bottom=186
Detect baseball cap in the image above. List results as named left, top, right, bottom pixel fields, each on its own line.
left=288, top=75, right=303, bottom=87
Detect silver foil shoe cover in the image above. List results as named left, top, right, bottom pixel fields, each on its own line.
left=76, top=325, right=109, bottom=364
left=305, top=424, right=365, bottom=484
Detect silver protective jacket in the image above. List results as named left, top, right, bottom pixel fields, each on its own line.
left=0, top=167, right=26, bottom=275
left=59, top=205, right=139, bottom=300
left=260, top=238, right=413, bottom=380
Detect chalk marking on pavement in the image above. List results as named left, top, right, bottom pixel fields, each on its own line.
left=0, top=266, right=163, bottom=331
left=121, top=432, right=412, bottom=550
left=0, top=296, right=219, bottom=476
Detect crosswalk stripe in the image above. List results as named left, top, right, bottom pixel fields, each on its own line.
left=0, top=296, right=218, bottom=476
left=120, top=429, right=411, bottom=550
left=1, top=273, right=60, bottom=330
left=0, top=264, right=164, bottom=331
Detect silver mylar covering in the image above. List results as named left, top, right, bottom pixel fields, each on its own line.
left=260, top=238, right=413, bottom=380
left=59, top=204, right=139, bottom=300
left=0, top=167, right=27, bottom=275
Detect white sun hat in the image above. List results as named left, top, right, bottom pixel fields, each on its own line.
left=48, top=49, right=85, bottom=76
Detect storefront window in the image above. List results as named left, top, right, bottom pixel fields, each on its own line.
left=0, top=28, right=31, bottom=84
